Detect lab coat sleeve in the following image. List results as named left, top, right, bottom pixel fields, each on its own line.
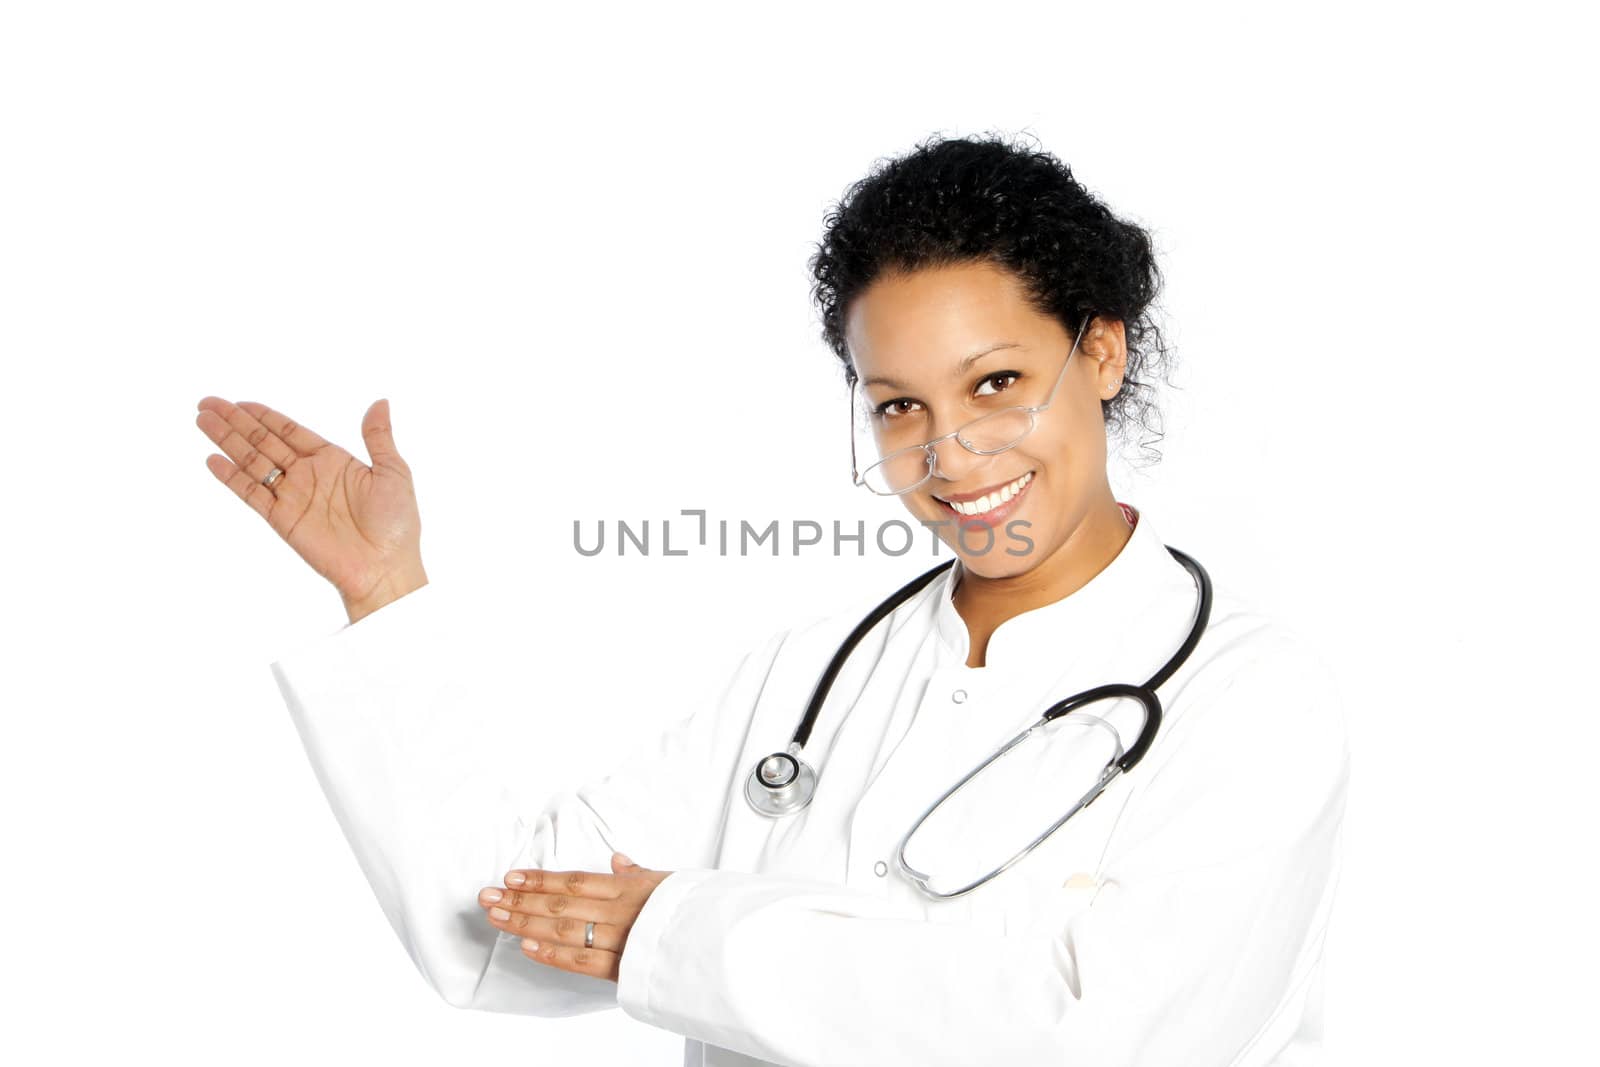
left=269, top=581, right=789, bottom=1017
left=613, top=638, right=1352, bottom=1066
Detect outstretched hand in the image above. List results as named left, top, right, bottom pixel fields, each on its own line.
left=194, top=396, right=428, bottom=621
left=479, top=852, right=675, bottom=984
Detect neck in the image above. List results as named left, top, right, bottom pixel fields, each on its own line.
left=952, top=491, right=1135, bottom=668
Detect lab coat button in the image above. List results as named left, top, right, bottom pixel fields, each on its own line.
left=951, top=688, right=968, bottom=704
left=874, top=860, right=888, bottom=877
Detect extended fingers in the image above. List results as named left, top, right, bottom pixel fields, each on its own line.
left=478, top=883, right=615, bottom=923
left=503, top=868, right=624, bottom=900
left=194, top=398, right=299, bottom=517
left=480, top=902, right=624, bottom=953
left=199, top=450, right=276, bottom=520
left=195, top=397, right=301, bottom=477
left=520, top=937, right=618, bottom=983
left=230, top=399, right=331, bottom=456
left=479, top=890, right=623, bottom=982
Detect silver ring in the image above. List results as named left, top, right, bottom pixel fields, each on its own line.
left=262, top=467, right=285, bottom=489
left=584, top=921, right=595, bottom=948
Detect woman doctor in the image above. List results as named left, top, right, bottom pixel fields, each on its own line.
left=194, top=133, right=1350, bottom=1066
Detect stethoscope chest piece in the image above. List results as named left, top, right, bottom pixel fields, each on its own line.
left=745, top=744, right=818, bottom=816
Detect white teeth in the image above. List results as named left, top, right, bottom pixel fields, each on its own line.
left=943, top=471, right=1032, bottom=515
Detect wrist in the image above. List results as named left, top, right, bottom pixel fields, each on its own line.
left=343, top=563, right=430, bottom=625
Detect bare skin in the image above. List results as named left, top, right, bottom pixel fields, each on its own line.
left=478, top=852, right=674, bottom=983
left=193, top=395, right=429, bottom=624
left=844, top=259, right=1133, bottom=668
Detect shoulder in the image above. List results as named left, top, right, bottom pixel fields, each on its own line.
left=1097, top=590, right=1353, bottom=868
left=1147, top=586, right=1351, bottom=807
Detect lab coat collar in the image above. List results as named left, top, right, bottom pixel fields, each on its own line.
left=932, top=502, right=1178, bottom=672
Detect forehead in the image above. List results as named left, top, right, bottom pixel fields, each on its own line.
left=844, top=260, right=1061, bottom=381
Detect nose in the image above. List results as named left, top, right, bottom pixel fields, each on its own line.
left=927, top=434, right=992, bottom=483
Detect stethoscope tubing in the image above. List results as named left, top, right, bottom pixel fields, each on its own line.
left=746, top=543, right=1213, bottom=899
left=791, top=557, right=955, bottom=749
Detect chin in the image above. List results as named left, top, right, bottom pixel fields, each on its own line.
left=955, top=553, right=1034, bottom=580
left=938, top=519, right=1047, bottom=578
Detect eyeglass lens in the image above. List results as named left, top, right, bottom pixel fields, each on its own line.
left=861, top=407, right=1036, bottom=494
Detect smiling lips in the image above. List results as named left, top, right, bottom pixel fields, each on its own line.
left=932, top=470, right=1035, bottom=525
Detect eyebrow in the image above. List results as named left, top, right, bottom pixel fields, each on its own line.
left=860, top=341, right=1025, bottom=390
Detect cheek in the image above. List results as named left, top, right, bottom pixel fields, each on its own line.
left=898, top=492, right=942, bottom=527
left=1017, top=434, right=1076, bottom=481
left=1042, top=416, right=1102, bottom=468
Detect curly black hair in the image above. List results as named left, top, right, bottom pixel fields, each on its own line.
left=808, top=130, right=1175, bottom=465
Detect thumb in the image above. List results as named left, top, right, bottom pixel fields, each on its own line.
left=610, top=851, right=641, bottom=873
left=361, top=397, right=404, bottom=470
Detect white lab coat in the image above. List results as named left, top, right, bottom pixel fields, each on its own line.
left=269, top=503, right=1351, bottom=1066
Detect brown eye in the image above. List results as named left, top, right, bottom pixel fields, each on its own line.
left=875, top=398, right=921, bottom=418
left=975, top=372, right=1021, bottom=397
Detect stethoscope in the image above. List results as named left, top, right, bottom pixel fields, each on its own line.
left=745, top=545, right=1213, bottom=899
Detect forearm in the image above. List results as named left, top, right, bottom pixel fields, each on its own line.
left=618, top=869, right=1076, bottom=1065
left=616, top=758, right=1347, bottom=1067
left=270, top=582, right=617, bottom=1014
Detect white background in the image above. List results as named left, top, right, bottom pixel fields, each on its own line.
left=3, top=1, right=1594, bottom=1062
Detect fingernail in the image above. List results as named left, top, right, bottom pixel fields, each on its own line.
left=490, top=906, right=511, bottom=921
left=617, top=853, right=633, bottom=865
left=480, top=889, right=502, bottom=904
left=506, top=872, right=525, bottom=886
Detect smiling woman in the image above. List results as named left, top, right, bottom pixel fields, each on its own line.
left=810, top=138, right=1183, bottom=669
left=204, top=131, right=1350, bottom=1066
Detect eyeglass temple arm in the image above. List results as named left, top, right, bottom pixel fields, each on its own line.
left=848, top=376, right=861, bottom=482
left=1034, top=312, right=1094, bottom=412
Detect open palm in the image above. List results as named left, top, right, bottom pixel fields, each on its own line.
left=194, top=396, right=425, bottom=609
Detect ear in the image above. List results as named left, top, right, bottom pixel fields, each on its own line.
left=1085, top=317, right=1128, bottom=388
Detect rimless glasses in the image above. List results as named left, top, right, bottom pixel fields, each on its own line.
left=849, top=313, right=1094, bottom=496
